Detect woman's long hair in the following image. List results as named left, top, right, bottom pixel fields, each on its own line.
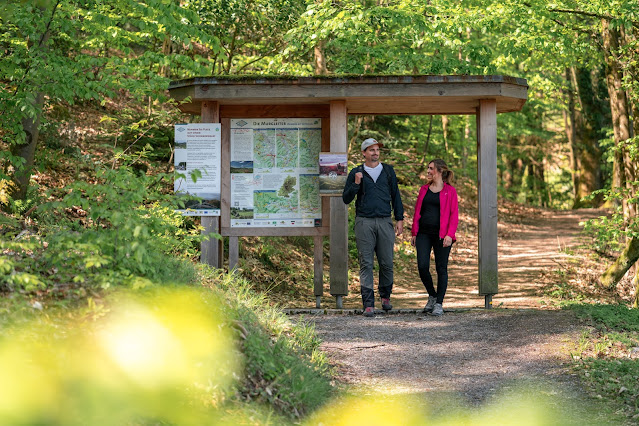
left=428, top=159, right=454, bottom=184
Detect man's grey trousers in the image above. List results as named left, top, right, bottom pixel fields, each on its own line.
left=354, top=216, right=395, bottom=308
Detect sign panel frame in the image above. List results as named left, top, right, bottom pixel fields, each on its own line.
left=229, top=118, right=323, bottom=228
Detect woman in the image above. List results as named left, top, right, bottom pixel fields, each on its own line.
left=411, top=159, right=459, bottom=316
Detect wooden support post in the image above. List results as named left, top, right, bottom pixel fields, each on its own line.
left=229, top=236, right=239, bottom=270
left=329, top=101, right=349, bottom=303
left=200, top=101, right=223, bottom=268
left=314, top=235, right=324, bottom=307
left=477, top=99, right=498, bottom=299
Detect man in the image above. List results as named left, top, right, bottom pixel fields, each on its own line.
left=342, top=138, right=404, bottom=317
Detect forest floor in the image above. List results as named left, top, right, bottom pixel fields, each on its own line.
left=291, top=208, right=632, bottom=423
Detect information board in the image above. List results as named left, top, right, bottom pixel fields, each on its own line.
left=174, top=123, right=221, bottom=216
left=230, top=118, right=322, bottom=227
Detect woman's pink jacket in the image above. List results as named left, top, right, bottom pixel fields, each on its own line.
left=411, top=183, right=459, bottom=241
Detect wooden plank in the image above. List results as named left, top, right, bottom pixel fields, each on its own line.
left=229, top=236, right=239, bottom=270
left=200, top=101, right=223, bottom=268
left=321, top=115, right=330, bottom=151
left=220, top=118, right=231, bottom=229
left=477, top=99, right=498, bottom=295
left=329, top=100, right=349, bottom=296
left=314, top=235, right=324, bottom=297
left=191, top=82, right=526, bottom=103
left=221, top=104, right=330, bottom=118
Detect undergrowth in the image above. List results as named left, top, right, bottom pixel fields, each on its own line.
left=0, top=266, right=335, bottom=424
left=1, top=159, right=335, bottom=423
left=567, top=304, right=639, bottom=421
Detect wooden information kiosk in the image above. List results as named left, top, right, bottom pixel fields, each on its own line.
left=168, top=75, right=528, bottom=308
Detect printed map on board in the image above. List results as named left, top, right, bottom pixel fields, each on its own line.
left=299, top=175, right=320, bottom=214
left=276, top=129, right=299, bottom=169
left=254, top=129, right=276, bottom=169
left=298, top=128, right=321, bottom=168
left=254, top=189, right=299, bottom=215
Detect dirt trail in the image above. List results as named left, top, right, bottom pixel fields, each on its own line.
left=348, top=208, right=607, bottom=310
left=295, top=209, right=615, bottom=420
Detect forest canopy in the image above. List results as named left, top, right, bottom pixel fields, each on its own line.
left=1, top=0, right=638, bottom=294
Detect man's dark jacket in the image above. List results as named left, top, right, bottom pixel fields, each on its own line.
left=342, top=163, right=404, bottom=221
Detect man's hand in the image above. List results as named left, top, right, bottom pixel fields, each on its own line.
left=354, top=172, right=363, bottom=184
left=395, top=220, right=404, bottom=236
left=443, top=236, right=453, bottom=247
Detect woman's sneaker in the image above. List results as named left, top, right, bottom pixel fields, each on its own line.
left=430, top=303, right=444, bottom=316
left=363, top=307, right=375, bottom=317
left=422, top=296, right=437, bottom=313
left=381, top=298, right=392, bottom=311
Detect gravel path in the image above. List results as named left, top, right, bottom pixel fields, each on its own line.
left=306, top=309, right=580, bottom=401
left=293, top=209, right=622, bottom=423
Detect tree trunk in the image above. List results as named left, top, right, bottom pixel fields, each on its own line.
left=462, top=116, right=470, bottom=175
left=569, top=67, right=604, bottom=207
left=160, top=35, right=173, bottom=77
left=314, top=40, right=328, bottom=75
left=526, top=162, right=535, bottom=204
left=600, top=237, right=639, bottom=289
left=9, top=3, right=55, bottom=201
left=602, top=19, right=632, bottom=216
left=633, top=271, right=638, bottom=308
left=441, top=115, right=449, bottom=153
left=511, top=157, right=524, bottom=192
left=625, top=27, right=639, bottom=219
left=10, top=93, right=45, bottom=200
left=421, top=115, right=433, bottom=167
left=564, top=68, right=580, bottom=205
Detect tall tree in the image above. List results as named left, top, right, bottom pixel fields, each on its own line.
left=1, top=0, right=218, bottom=202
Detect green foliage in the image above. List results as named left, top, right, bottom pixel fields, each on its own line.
left=570, top=304, right=639, bottom=333
left=0, top=265, right=335, bottom=423
left=0, top=286, right=240, bottom=424
left=0, top=239, right=46, bottom=292
left=583, top=185, right=639, bottom=255
left=568, top=303, right=639, bottom=420
left=203, top=270, right=334, bottom=420
left=280, top=0, right=497, bottom=75
left=41, top=166, right=204, bottom=286
left=0, top=0, right=219, bottom=193
left=543, top=267, right=587, bottom=302
left=0, top=161, right=206, bottom=293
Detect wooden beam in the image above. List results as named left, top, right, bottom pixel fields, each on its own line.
left=314, top=235, right=324, bottom=297
left=200, top=101, right=223, bottom=268
left=477, top=99, right=498, bottom=295
left=329, top=101, right=349, bottom=297
left=220, top=104, right=330, bottom=118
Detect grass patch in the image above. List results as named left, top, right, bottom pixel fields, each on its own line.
left=202, top=268, right=334, bottom=419
left=567, top=303, right=639, bottom=421
left=0, top=263, right=335, bottom=424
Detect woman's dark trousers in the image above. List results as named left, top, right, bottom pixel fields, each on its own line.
left=416, top=233, right=451, bottom=304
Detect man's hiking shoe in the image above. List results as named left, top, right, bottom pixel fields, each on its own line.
left=422, top=296, right=437, bottom=313
left=363, top=307, right=375, bottom=317
left=430, top=303, right=444, bottom=316
left=381, top=298, right=392, bottom=311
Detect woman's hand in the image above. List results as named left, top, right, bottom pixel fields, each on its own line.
left=443, top=236, right=452, bottom=247
left=411, top=236, right=416, bottom=246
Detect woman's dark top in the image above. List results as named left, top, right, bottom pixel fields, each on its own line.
left=418, top=188, right=440, bottom=235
